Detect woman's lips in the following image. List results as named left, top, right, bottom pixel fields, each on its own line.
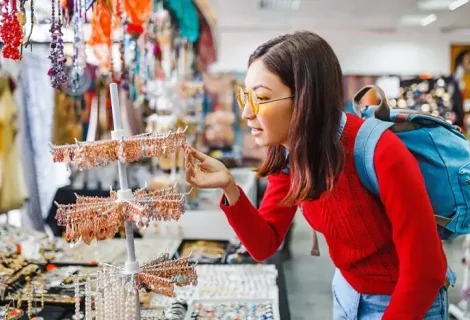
left=251, top=128, right=263, bottom=136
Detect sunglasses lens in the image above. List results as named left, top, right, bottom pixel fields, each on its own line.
left=236, top=87, right=246, bottom=110
left=248, top=90, right=259, bottom=115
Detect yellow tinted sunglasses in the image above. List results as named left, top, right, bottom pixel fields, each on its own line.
left=236, top=86, right=294, bottom=115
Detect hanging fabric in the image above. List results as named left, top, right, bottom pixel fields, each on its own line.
left=195, top=5, right=216, bottom=72
left=194, top=0, right=218, bottom=64
left=122, top=0, right=152, bottom=36
left=164, top=0, right=200, bottom=43
left=51, top=90, right=83, bottom=145
left=20, top=47, right=69, bottom=230
left=88, top=1, right=113, bottom=72
left=0, top=75, right=27, bottom=213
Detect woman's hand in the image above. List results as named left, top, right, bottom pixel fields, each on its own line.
left=184, top=145, right=233, bottom=190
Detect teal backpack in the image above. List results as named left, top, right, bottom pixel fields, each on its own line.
left=351, top=85, right=470, bottom=240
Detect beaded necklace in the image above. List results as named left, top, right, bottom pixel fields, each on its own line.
left=48, top=0, right=68, bottom=88
left=1, top=0, right=23, bottom=60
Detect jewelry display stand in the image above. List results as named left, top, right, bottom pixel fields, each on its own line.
left=449, top=235, right=470, bottom=320
left=111, top=81, right=141, bottom=320
left=50, top=83, right=197, bottom=320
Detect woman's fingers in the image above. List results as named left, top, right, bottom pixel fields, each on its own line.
left=184, top=146, right=213, bottom=188
left=185, top=162, right=200, bottom=187
left=185, top=147, right=207, bottom=172
left=184, top=144, right=209, bottom=164
left=184, top=147, right=194, bottom=166
left=189, top=147, right=209, bottom=162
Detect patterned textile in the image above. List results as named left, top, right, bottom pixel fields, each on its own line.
left=19, top=46, right=69, bottom=229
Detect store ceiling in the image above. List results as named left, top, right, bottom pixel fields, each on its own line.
left=32, top=0, right=470, bottom=34
left=207, top=0, right=470, bottom=33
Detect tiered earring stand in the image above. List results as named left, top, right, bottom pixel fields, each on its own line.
left=51, top=83, right=197, bottom=320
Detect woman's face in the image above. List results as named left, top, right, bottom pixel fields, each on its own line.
left=242, top=59, right=294, bottom=148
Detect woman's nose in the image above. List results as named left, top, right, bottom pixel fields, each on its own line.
left=241, top=102, right=255, bottom=120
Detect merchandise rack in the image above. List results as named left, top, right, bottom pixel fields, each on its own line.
left=50, top=83, right=197, bottom=320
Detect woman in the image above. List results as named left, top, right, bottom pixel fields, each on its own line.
left=184, top=31, right=452, bottom=319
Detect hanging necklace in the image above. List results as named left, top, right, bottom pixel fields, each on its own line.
left=1, top=0, right=24, bottom=60
left=23, top=0, right=37, bottom=51
left=119, top=2, right=128, bottom=89
left=72, top=0, right=86, bottom=93
left=48, top=0, right=68, bottom=88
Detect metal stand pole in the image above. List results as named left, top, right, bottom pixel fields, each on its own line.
left=109, top=83, right=141, bottom=320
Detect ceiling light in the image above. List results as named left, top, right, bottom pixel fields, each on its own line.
left=441, top=26, right=470, bottom=34
left=417, top=0, right=453, bottom=10
left=449, top=0, right=469, bottom=10
left=399, top=14, right=428, bottom=26
left=259, top=0, right=301, bottom=10
left=420, top=14, right=437, bottom=26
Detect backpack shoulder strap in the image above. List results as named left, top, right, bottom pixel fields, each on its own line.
left=353, top=118, right=394, bottom=196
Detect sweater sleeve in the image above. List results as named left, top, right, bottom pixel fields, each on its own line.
left=220, top=172, right=297, bottom=261
left=374, top=131, right=447, bottom=319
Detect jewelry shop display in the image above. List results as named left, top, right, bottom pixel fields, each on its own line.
left=55, top=185, right=187, bottom=244
left=188, top=300, right=277, bottom=320
left=191, top=265, right=279, bottom=300
left=148, top=264, right=280, bottom=317
left=50, top=129, right=187, bottom=171
left=50, top=83, right=198, bottom=319
left=61, top=253, right=197, bottom=320
left=179, top=240, right=226, bottom=264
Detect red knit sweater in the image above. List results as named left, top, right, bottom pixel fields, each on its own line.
left=220, top=114, right=447, bottom=319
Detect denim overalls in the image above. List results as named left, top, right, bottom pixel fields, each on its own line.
left=332, top=268, right=456, bottom=320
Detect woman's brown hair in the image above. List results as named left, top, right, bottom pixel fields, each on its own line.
left=251, top=31, right=345, bottom=204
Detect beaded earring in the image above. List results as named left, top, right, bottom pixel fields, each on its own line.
left=72, top=0, right=86, bottom=93
left=1, top=0, right=24, bottom=60
left=48, top=0, right=68, bottom=88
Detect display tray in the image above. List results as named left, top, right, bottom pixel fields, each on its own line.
left=48, top=238, right=181, bottom=266
left=173, top=239, right=230, bottom=264
left=3, top=292, right=76, bottom=307
left=185, top=299, right=280, bottom=320
left=48, top=239, right=126, bottom=265
left=112, top=238, right=182, bottom=264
